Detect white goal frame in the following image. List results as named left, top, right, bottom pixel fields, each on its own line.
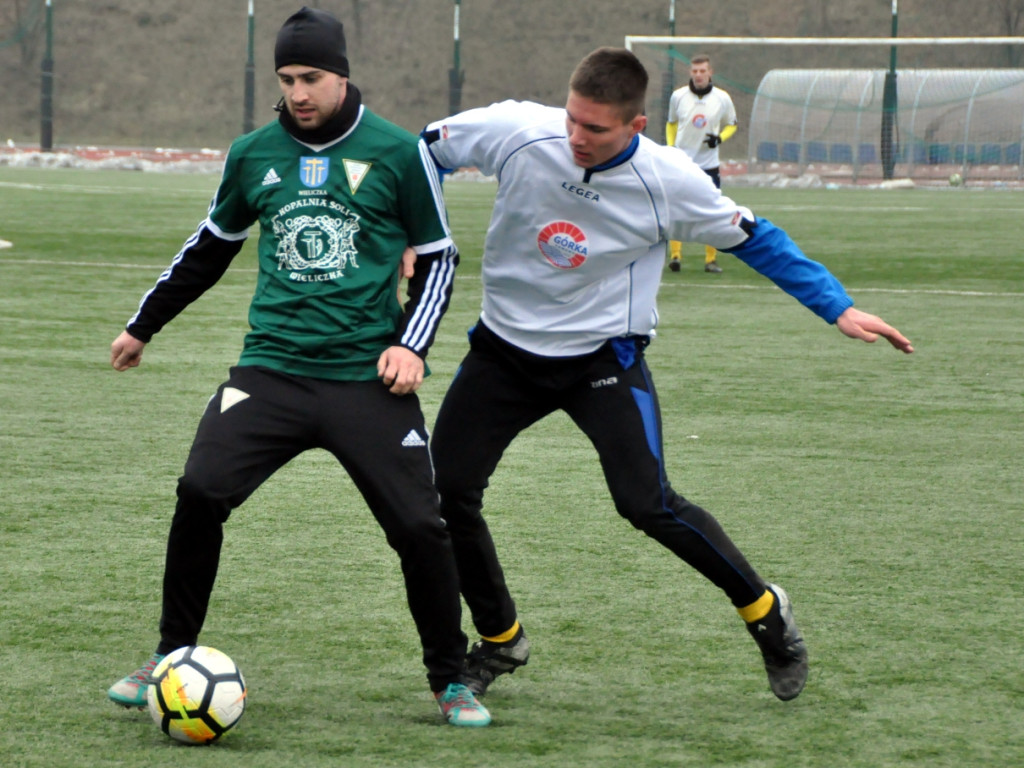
left=626, top=36, right=1024, bottom=183
left=625, top=36, right=1024, bottom=50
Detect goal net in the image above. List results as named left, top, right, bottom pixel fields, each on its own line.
left=627, top=36, right=1024, bottom=185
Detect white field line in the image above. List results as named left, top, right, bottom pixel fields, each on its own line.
left=0, top=257, right=229, bottom=270
left=0, top=256, right=1021, bottom=298
left=4, top=182, right=1022, bottom=212
left=0, top=180, right=216, bottom=196
left=754, top=205, right=1024, bottom=213
left=658, top=282, right=1024, bottom=298
left=4, top=182, right=1021, bottom=215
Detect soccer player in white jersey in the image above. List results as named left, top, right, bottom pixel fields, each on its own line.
left=666, top=54, right=738, bottom=273
left=421, top=47, right=913, bottom=703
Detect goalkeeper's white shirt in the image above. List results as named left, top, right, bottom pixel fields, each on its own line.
left=667, top=85, right=737, bottom=170
left=423, top=100, right=756, bottom=357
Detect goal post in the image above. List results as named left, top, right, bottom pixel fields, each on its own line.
left=626, top=36, right=1024, bottom=184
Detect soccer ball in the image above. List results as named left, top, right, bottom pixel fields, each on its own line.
left=146, top=646, right=246, bottom=745
left=949, top=172, right=963, bottom=186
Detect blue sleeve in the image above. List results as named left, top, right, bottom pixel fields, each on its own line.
left=723, top=217, right=854, bottom=324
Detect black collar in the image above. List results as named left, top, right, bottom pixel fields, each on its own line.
left=688, top=79, right=713, bottom=98
left=276, top=82, right=363, bottom=144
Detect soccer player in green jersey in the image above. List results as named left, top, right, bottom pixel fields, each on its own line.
left=106, top=6, right=490, bottom=727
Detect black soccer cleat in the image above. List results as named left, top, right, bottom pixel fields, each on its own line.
left=462, top=627, right=530, bottom=697
left=747, top=584, right=808, bottom=701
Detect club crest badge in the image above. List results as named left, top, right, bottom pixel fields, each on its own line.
left=342, top=159, right=371, bottom=194
left=300, top=156, right=330, bottom=188
left=273, top=213, right=360, bottom=274
left=537, top=221, right=588, bottom=269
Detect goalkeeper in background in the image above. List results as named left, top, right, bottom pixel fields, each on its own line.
left=666, top=54, right=737, bottom=273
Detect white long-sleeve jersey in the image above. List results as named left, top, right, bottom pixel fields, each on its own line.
left=667, top=85, right=738, bottom=170
left=424, top=100, right=756, bottom=356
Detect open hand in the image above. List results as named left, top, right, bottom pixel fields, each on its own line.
left=835, top=307, right=914, bottom=354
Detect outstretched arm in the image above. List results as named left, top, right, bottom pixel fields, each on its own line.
left=835, top=307, right=914, bottom=353
left=122, top=226, right=244, bottom=343
left=110, top=226, right=243, bottom=372
left=725, top=217, right=913, bottom=354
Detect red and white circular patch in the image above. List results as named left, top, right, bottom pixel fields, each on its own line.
left=537, top=221, right=588, bottom=269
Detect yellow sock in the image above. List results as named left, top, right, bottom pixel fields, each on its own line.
left=737, top=590, right=775, bottom=623
left=704, top=245, right=718, bottom=264
left=669, top=241, right=682, bottom=260
left=482, top=620, right=520, bottom=644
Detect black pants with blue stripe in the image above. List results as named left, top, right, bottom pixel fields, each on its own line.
left=156, top=365, right=466, bottom=692
left=431, top=322, right=767, bottom=637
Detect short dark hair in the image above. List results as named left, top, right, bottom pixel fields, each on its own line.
left=690, top=54, right=711, bottom=67
left=569, top=47, right=648, bottom=121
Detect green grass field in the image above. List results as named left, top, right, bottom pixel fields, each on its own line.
left=1, top=167, right=1022, bottom=767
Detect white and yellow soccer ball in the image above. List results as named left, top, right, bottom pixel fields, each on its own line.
left=146, top=645, right=246, bottom=745
left=949, top=172, right=963, bottom=186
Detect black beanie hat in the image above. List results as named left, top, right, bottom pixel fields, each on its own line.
left=275, top=7, right=349, bottom=77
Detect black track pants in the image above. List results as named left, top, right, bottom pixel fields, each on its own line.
left=157, top=365, right=466, bottom=692
left=431, top=323, right=767, bottom=636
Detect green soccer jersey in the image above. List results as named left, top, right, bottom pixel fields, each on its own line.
left=207, top=107, right=454, bottom=381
